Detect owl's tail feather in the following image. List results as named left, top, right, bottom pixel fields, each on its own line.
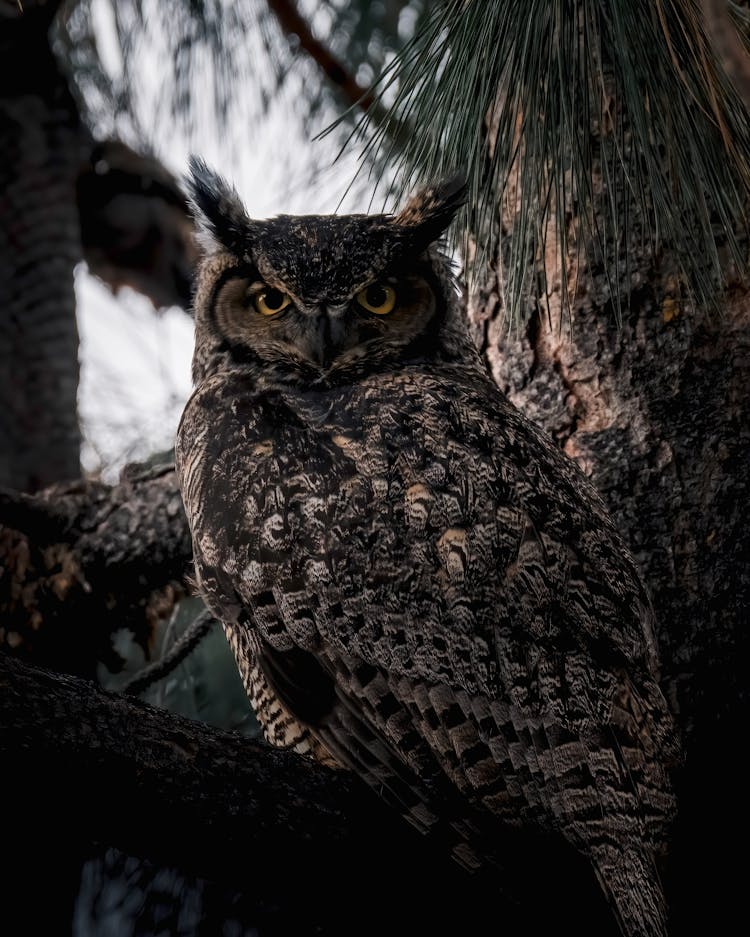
left=591, top=844, right=668, bottom=937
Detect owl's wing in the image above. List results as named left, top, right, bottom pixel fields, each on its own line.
left=288, top=376, right=677, bottom=854
left=180, top=370, right=676, bottom=831
left=253, top=634, right=490, bottom=869
left=264, top=493, right=675, bottom=937
left=178, top=380, right=487, bottom=860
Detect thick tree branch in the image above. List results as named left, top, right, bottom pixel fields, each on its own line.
left=0, top=464, right=191, bottom=674
left=0, top=651, right=373, bottom=867
left=0, top=650, right=612, bottom=935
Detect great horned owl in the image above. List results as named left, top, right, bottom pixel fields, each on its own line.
left=176, top=159, right=679, bottom=937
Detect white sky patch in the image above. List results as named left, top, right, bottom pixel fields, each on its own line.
left=76, top=272, right=194, bottom=480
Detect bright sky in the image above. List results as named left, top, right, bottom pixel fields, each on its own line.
left=76, top=0, right=389, bottom=479
left=76, top=277, right=194, bottom=475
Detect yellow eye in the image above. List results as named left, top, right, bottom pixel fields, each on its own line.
left=255, top=288, right=291, bottom=316
left=356, top=283, right=397, bottom=315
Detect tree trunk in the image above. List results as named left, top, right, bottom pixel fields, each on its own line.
left=469, top=232, right=750, bottom=933
left=0, top=1, right=84, bottom=491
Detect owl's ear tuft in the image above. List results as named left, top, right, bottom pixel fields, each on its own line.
left=186, top=156, right=253, bottom=256
left=394, top=174, right=466, bottom=251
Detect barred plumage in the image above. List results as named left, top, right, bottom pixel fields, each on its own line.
left=176, top=160, right=679, bottom=937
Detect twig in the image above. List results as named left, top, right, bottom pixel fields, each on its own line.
left=264, top=0, right=410, bottom=158
left=122, top=610, right=216, bottom=695
left=265, top=0, right=375, bottom=112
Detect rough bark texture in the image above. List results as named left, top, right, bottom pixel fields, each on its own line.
left=0, top=649, right=616, bottom=936
left=0, top=0, right=85, bottom=491
left=0, top=463, right=191, bottom=675
left=0, top=650, right=377, bottom=863
left=468, top=240, right=750, bottom=934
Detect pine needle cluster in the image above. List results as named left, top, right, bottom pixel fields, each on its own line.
left=349, top=0, right=750, bottom=323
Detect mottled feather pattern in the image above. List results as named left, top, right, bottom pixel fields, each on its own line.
left=223, top=621, right=339, bottom=767
left=176, top=165, right=679, bottom=937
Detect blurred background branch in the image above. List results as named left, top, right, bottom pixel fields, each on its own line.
left=704, top=1, right=750, bottom=107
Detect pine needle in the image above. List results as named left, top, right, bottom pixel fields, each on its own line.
left=341, top=0, right=750, bottom=326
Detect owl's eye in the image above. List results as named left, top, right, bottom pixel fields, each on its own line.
left=356, top=283, right=397, bottom=316
left=255, top=288, right=291, bottom=316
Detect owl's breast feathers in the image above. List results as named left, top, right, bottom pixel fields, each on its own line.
left=176, top=362, right=678, bottom=861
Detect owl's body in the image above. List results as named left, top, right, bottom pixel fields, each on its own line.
left=177, top=162, right=678, bottom=937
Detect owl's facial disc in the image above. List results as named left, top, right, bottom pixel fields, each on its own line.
left=212, top=269, right=438, bottom=374
left=188, top=162, right=466, bottom=381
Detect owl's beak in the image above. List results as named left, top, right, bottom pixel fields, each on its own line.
left=310, top=309, right=346, bottom=369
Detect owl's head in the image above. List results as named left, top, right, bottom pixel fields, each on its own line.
left=187, top=158, right=471, bottom=386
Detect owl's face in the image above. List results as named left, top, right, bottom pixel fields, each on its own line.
left=187, top=159, right=470, bottom=386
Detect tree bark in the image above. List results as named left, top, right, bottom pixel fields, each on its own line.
left=703, top=0, right=750, bottom=107
left=0, top=650, right=379, bottom=867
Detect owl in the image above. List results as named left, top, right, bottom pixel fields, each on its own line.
left=176, top=158, right=679, bottom=937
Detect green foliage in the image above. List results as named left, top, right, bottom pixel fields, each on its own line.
left=348, top=0, right=750, bottom=323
